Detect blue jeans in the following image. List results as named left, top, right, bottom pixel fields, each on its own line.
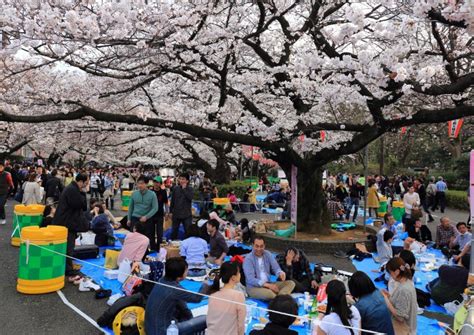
left=345, top=197, right=359, bottom=221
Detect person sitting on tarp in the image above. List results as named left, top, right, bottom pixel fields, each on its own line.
left=249, top=295, right=298, bottom=335
left=180, top=224, right=208, bottom=277
left=443, top=222, right=472, bottom=259
left=145, top=257, right=207, bottom=335
left=206, top=219, right=229, bottom=265
left=376, top=230, right=394, bottom=265
left=222, top=204, right=237, bottom=225
left=406, top=216, right=432, bottom=244
left=276, top=247, right=320, bottom=294
left=91, top=204, right=115, bottom=247
left=377, top=213, right=403, bottom=255
left=428, top=254, right=470, bottom=305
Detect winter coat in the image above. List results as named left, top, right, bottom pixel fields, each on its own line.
left=53, top=181, right=89, bottom=232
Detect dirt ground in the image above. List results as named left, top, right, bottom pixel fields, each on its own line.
left=292, top=226, right=370, bottom=241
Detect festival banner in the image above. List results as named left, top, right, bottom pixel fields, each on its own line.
left=448, top=119, right=463, bottom=138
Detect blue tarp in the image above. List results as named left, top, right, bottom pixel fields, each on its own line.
left=79, top=239, right=446, bottom=334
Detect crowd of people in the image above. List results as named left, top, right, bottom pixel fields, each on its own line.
left=0, top=161, right=472, bottom=335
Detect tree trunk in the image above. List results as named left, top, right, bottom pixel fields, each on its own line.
left=210, top=158, right=231, bottom=184
left=295, top=167, right=331, bottom=234
left=379, top=135, right=384, bottom=175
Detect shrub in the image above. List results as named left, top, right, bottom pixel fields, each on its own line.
left=446, top=190, right=469, bottom=211
left=216, top=181, right=251, bottom=199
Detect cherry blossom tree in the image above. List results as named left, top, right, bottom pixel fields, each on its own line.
left=0, top=0, right=472, bottom=232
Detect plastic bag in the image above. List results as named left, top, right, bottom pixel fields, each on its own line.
left=118, top=259, right=132, bottom=283
left=104, top=249, right=121, bottom=269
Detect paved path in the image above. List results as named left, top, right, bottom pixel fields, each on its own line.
left=0, top=199, right=467, bottom=333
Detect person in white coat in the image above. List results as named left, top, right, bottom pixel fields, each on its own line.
left=22, top=173, right=42, bottom=205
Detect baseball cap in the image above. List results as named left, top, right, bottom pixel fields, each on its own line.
left=153, top=176, right=163, bottom=183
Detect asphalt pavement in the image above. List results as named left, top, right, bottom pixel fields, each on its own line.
left=0, top=198, right=467, bottom=334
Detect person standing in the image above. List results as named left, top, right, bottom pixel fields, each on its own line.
left=53, top=173, right=90, bottom=280
left=44, top=169, right=64, bottom=205
left=414, top=178, right=433, bottom=222
left=346, top=175, right=361, bottom=222
left=22, top=173, right=42, bottom=205
left=402, top=184, right=420, bottom=220
left=89, top=170, right=101, bottom=200
left=170, top=173, right=194, bottom=240
left=367, top=180, right=380, bottom=218
left=127, top=176, right=158, bottom=247
left=0, top=162, right=14, bottom=225
left=151, top=176, right=168, bottom=251
left=103, top=172, right=115, bottom=210
left=434, top=176, right=448, bottom=213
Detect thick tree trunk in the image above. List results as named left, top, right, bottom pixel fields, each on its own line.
left=209, top=158, right=231, bottom=184
left=286, top=166, right=331, bottom=234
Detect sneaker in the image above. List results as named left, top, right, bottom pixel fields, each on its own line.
left=417, top=307, right=424, bottom=315
left=0, top=219, right=5, bottom=225
left=78, top=278, right=101, bottom=292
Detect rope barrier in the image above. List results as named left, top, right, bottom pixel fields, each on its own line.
left=20, top=238, right=386, bottom=334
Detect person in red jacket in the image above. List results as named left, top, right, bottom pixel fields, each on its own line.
left=0, top=162, right=14, bottom=225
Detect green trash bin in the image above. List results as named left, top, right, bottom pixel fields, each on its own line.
left=378, top=196, right=388, bottom=217
left=121, top=190, right=132, bottom=211
left=11, top=204, right=45, bottom=247
left=17, top=225, right=67, bottom=294
left=392, top=201, right=405, bottom=222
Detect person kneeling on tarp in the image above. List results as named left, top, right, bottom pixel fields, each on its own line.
left=145, top=257, right=207, bottom=335
left=243, top=235, right=295, bottom=301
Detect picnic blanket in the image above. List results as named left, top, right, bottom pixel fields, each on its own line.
left=79, top=237, right=446, bottom=334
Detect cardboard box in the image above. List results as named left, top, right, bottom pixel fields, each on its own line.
left=165, top=246, right=180, bottom=259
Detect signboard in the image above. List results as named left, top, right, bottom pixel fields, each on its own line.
left=448, top=119, right=463, bottom=138
left=291, top=165, right=298, bottom=231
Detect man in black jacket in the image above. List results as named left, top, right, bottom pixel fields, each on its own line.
left=277, top=247, right=320, bottom=294
left=170, top=173, right=194, bottom=240
left=44, top=169, right=64, bottom=205
left=53, top=173, right=89, bottom=278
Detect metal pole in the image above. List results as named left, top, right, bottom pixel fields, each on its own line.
left=363, top=145, right=369, bottom=233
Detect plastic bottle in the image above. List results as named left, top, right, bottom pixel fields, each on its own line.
left=166, top=320, right=179, bottom=335
left=309, top=296, right=319, bottom=318
left=303, top=292, right=311, bottom=312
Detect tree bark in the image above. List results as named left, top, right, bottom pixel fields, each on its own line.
left=296, top=167, right=331, bottom=234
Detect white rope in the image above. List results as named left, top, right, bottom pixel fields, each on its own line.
left=56, top=290, right=108, bottom=334
left=22, top=238, right=386, bottom=334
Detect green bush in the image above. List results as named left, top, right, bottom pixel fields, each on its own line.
left=446, top=190, right=469, bottom=211
left=215, top=180, right=254, bottom=199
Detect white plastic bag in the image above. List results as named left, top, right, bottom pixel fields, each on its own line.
left=444, top=300, right=462, bottom=316
left=117, top=258, right=132, bottom=283
left=80, top=232, right=96, bottom=245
